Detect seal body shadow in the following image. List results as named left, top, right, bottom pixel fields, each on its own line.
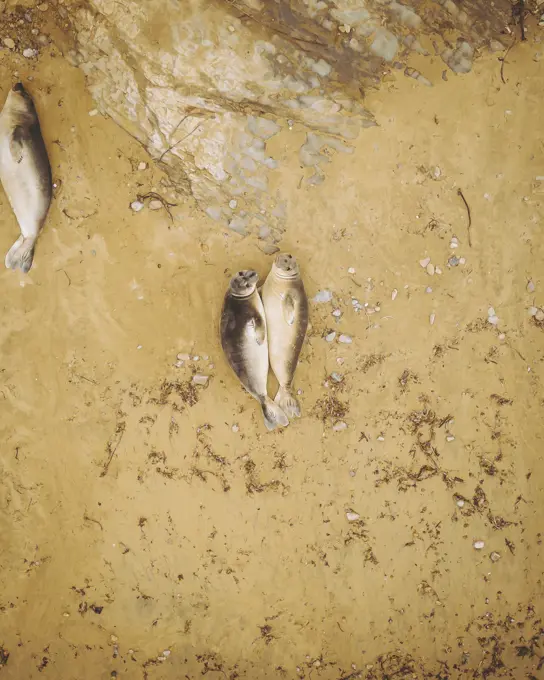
left=0, top=83, right=52, bottom=273
left=262, top=253, right=309, bottom=418
left=220, top=270, right=288, bottom=431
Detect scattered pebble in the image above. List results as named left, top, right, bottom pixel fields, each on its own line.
left=348, top=267, right=356, bottom=274
left=232, top=424, right=239, bottom=433
left=336, top=357, right=344, bottom=365
left=450, top=236, right=459, bottom=248
left=473, top=540, right=485, bottom=550
left=130, top=200, right=144, bottom=212
left=346, top=511, right=360, bottom=522
left=325, top=331, right=336, bottom=342
left=138, top=161, right=147, bottom=170
left=446, top=435, right=455, bottom=442
left=110, top=635, right=118, bottom=643
left=37, top=2, right=49, bottom=10
left=459, top=257, right=466, bottom=265
left=193, top=355, right=200, bottom=361
left=536, top=309, right=544, bottom=322
left=435, top=266, right=442, bottom=275
left=488, top=315, right=499, bottom=326
left=22, top=48, right=37, bottom=58
left=333, top=421, right=347, bottom=432
left=229, top=199, right=237, bottom=209
left=177, top=353, right=191, bottom=361
left=338, top=334, right=352, bottom=344
left=498, top=333, right=506, bottom=341
left=432, top=166, right=441, bottom=180
left=192, top=374, right=209, bottom=386
left=377, top=435, right=385, bottom=441
left=88, top=109, right=99, bottom=117
left=391, top=288, right=398, bottom=301
left=332, top=309, right=342, bottom=317
left=426, top=286, right=433, bottom=293
left=456, top=499, right=465, bottom=508
left=448, top=256, right=460, bottom=267
left=175, top=360, right=184, bottom=368
left=420, top=257, right=431, bottom=268
left=3, top=38, right=15, bottom=49
left=149, top=199, right=163, bottom=210
left=314, top=290, right=333, bottom=303
left=490, top=551, right=501, bottom=563
left=426, top=263, right=435, bottom=276
left=527, top=280, right=535, bottom=293
left=330, top=372, right=343, bottom=383
left=430, top=313, right=436, bottom=325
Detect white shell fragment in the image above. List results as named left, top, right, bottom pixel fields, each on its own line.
left=192, top=374, right=209, bottom=386
left=473, top=540, right=485, bottom=550
left=338, top=334, right=352, bottom=344
left=346, top=511, right=360, bottom=522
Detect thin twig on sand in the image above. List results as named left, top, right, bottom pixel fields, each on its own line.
left=457, top=188, right=472, bottom=247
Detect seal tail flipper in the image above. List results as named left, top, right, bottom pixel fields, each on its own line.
left=275, top=386, right=301, bottom=418
left=261, top=396, right=289, bottom=430
left=5, top=236, right=36, bottom=273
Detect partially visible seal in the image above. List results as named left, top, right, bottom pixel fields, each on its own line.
left=0, top=83, right=52, bottom=273
left=221, top=270, right=289, bottom=431
left=262, top=253, right=309, bottom=418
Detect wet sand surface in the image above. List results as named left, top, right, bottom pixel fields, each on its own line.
left=0, top=21, right=543, bottom=680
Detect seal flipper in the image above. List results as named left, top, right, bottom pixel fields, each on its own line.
left=248, top=316, right=266, bottom=346
left=261, top=396, right=289, bottom=430
left=5, top=236, right=36, bottom=273
left=282, top=293, right=296, bottom=326
left=9, top=126, right=26, bottom=164
left=275, top=385, right=301, bottom=418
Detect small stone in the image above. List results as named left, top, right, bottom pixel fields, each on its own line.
left=332, top=309, right=342, bottom=317
left=426, top=286, right=433, bottom=293
left=459, top=257, right=466, bottom=265
left=430, top=313, right=436, bottom=325
left=138, top=161, right=147, bottom=170
left=536, top=309, right=544, bottom=322
left=488, top=315, right=499, bottom=326
left=336, top=357, right=344, bottom=365
left=448, top=256, right=460, bottom=267
left=229, top=199, right=237, bottom=209
left=110, top=635, right=118, bottom=643
left=488, top=307, right=496, bottom=317
left=88, top=109, right=98, bottom=117
left=435, top=266, right=442, bottom=275
left=333, top=421, right=347, bottom=432
left=377, top=435, right=385, bottom=441
left=338, top=334, right=352, bottom=344
left=37, top=2, right=48, bottom=10
left=432, top=166, right=441, bottom=179
left=192, top=374, right=209, bottom=386
left=391, top=288, right=398, bottom=300
left=149, top=199, right=163, bottom=210
left=498, top=333, right=505, bottom=341
left=346, top=511, right=360, bottom=522
left=527, top=280, right=535, bottom=293
left=325, top=331, right=336, bottom=342
left=450, top=241, right=459, bottom=249
left=192, top=355, right=200, bottom=361
left=130, top=200, right=144, bottom=212
left=456, top=499, right=465, bottom=508
left=348, top=267, right=356, bottom=274
left=490, top=551, right=501, bottom=563
left=232, top=424, right=239, bottom=433
left=420, top=257, right=431, bottom=268
left=330, top=372, right=343, bottom=383
left=446, top=435, right=455, bottom=442
left=528, top=306, right=538, bottom=317
left=473, top=540, right=485, bottom=550
left=426, top=263, right=435, bottom=276
left=177, top=353, right=190, bottom=361
left=3, top=38, right=15, bottom=49
left=175, top=360, right=184, bottom=368
left=22, top=48, right=37, bottom=58
left=314, top=290, right=333, bottom=303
